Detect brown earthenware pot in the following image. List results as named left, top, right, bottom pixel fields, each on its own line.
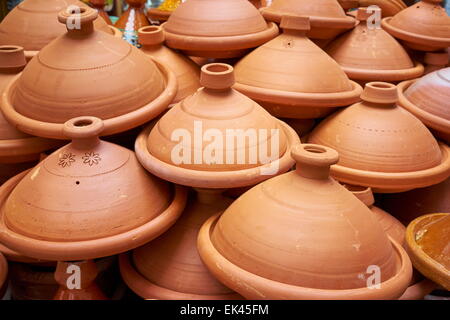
left=326, top=8, right=424, bottom=84
left=147, top=0, right=181, bottom=23
left=234, top=15, right=362, bottom=119
left=135, top=63, right=300, bottom=188
left=309, top=82, right=450, bottom=193
left=198, top=143, right=413, bottom=299
left=381, top=0, right=450, bottom=51
left=405, top=213, right=450, bottom=290
left=162, top=0, right=279, bottom=58
left=423, top=52, right=449, bottom=75
left=120, top=189, right=242, bottom=300
left=0, top=0, right=120, bottom=60
left=261, top=0, right=356, bottom=39
left=358, top=0, right=407, bottom=17
left=397, top=68, right=450, bottom=143
left=114, top=0, right=149, bottom=47
left=90, top=0, right=112, bottom=25
left=0, top=252, right=7, bottom=298
left=138, top=26, right=201, bottom=104
left=1, top=7, right=177, bottom=140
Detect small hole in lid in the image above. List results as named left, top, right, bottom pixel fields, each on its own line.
left=0, top=46, right=21, bottom=52
left=205, top=64, right=231, bottom=74
left=368, top=82, right=395, bottom=90
left=73, top=119, right=94, bottom=127
left=304, top=145, right=327, bottom=154
left=140, top=26, right=160, bottom=33
left=69, top=7, right=86, bottom=14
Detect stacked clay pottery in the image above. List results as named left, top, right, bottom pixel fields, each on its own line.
left=261, top=0, right=356, bottom=39
left=1, top=7, right=177, bottom=140
left=0, top=0, right=120, bottom=60
left=197, top=143, right=413, bottom=299
left=423, top=52, right=449, bottom=75
left=114, top=0, right=149, bottom=47
left=138, top=26, right=201, bottom=104
left=382, top=0, right=450, bottom=51
left=344, top=184, right=405, bottom=244
left=147, top=0, right=181, bottom=23
left=326, top=8, right=424, bottom=84
left=0, top=46, right=60, bottom=185
left=358, top=0, right=407, bottom=17
left=308, top=82, right=450, bottom=193
left=397, top=68, right=450, bottom=143
left=120, top=63, right=300, bottom=299
left=162, top=0, right=279, bottom=58
left=90, top=0, right=112, bottom=25
left=406, top=213, right=450, bottom=290
left=0, top=116, right=187, bottom=299
left=234, top=15, right=362, bottom=119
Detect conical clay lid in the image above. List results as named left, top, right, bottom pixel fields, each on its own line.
left=358, top=0, right=407, bottom=17
left=326, top=8, right=423, bottom=82
left=308, top=82, right=450, bottom=192
left=198, top=144, right=412, bottom=299
left=0, top=0, right=115, bottom=55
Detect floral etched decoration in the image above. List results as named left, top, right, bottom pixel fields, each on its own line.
left=82, top=152, right=102, bottom=166
left=58, top=153, right=76, bottom=168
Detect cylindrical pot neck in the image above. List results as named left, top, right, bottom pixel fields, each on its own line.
left=138, top=26, right=165, bottom=48
left=344, top=184, right=375, bottom=208
left=360, top=82, right=398, bottom=107
left=58, top=7, right=98, bottom=36
left=279, top=15, right=310, bottom=38
left=200, top=63, right=235, bottom=92
left=63, top=117, right=105, bottom=150
left=293, top=144, right=339, bottom=180
left=0, top=46, right=27, bottom=73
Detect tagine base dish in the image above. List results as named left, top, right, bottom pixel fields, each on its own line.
left=198, top=213, right=412, bottom=300
left=342, top=62, right=424, bottom=83
left=329, top=142, right=450, bottom=193
left=0, top=137, right=60, bottom=164
left=119, top=253, right=241, bottom=300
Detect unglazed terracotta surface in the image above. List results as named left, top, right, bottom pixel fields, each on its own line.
left=0, top=116, right=187, bottom=261
left=1, top=7, right=177, bottom=139
left=120, top=189, right=241, bottom=300
left=234, top=15, right=362, bottom=119
left=398, top=68, right=450, bottom=143
left=138, top=26, right=201, bottom=104
left=406, top=213, right=450, bottom=290
left=198, top=143, right=413, bottom=299
left=162, top=0, right=279, bottom=58
left=423, top=52, right=449, bottom=74
left=261, top=0, right=356, bottom=39
left=308, top=82, right=450, bottom=193
left=326, top=8, right=424, bottom=83
left=0, top=0, right=116, bottom=58
left=135, top=63, right=300, bottom=188
left=381, top=0, right=450, bottom=51
left=358, top=0, right=407, bottom=17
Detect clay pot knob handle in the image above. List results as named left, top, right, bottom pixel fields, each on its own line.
left=344, top=184, right=375, bottom=207
left=63, top=116, right=104, bottom=140
left=0, top=46, right=26, bottom=70
left=360, top=82, right=398, bottom=105
left=58, top=6, right=98, bottom=31
left=424, top=52, right=448, bottom=66
left=138, top=26, right=165, bottom=46
left=280, top=15, right=311, bottom=32
left=356, top=7, right=381, bottom=21
left=200, top=63, right=235, bottom=90
left=292, top=144, right=339, bottom=180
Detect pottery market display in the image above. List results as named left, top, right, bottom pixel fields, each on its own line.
left=1, top=7, right=177, bottom=140
left=162, top=0, right=279, bottom=59
left=198, top=143, right=413, bottom=299
left=147, top=0, right=181, bottom=23
left=261, top=0, right=356, bottom=39
left=382, top=0, right=450, bottom=51
left=358, top=0, right=407, bottom=17
left=405, top=213, right=450, bottom=290
left=114, top=0, right=149, bottom=47
left=423, top=52, right=449, bottom=75
left=308, top=82, right=450, bottom=193
left=0, top=0, right=120, bottom=60
left=234, top=15, right=362, bottom=119
left=89, top=0, right=112, bottom=25
left=0, top=46, right=60, bottom=185
left=138, top=26, right=201, bottom=104
left=0, top=116, right=187, bottom=299
left=326, top=7, right=424, bottom=84
left=397, top=68, right=450, bottom=143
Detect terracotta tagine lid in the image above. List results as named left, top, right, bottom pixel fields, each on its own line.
left=0, top=46, right=59, bottom=164
left=234, top=15, right=362, bottom=119
left=358, top=0, right=407, bottom=17
left=120, top=189, right=242, bottom=300
left=326, top=7, right=424, bottom=84
left=338, top=0, right=359, bottom=10
left=423, top=52, right=449, bottom=75
left=381, top=0, right=450, bottom=51
left=0, top=116, right=187, bottom=261
left=405, top=213, right=450, bottom=290
left=344, top=184, right=406, bottom=244
left=138, top=26, right=201, bottom=104
left=1, top=7, right=177, bottom=140
left=261, top=0, right=356, bottom=39
left=0, top=0, right=120, bottom=59
left=162, top=0, right=279, bottom=58
left=114, top=0, right=149, bottom=47
left=135, top=63, right=300, bottom=188
left=308, top=82, right=450, bottom=193
left=0, top=252, right=7, bottom=298
left=198, top=143, right=413, bottom=299
left=397, top=68, right=450, bottom=143
left=147, top=0, right=181, bottom=23
left=90, top=0, right=113, bottom=25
